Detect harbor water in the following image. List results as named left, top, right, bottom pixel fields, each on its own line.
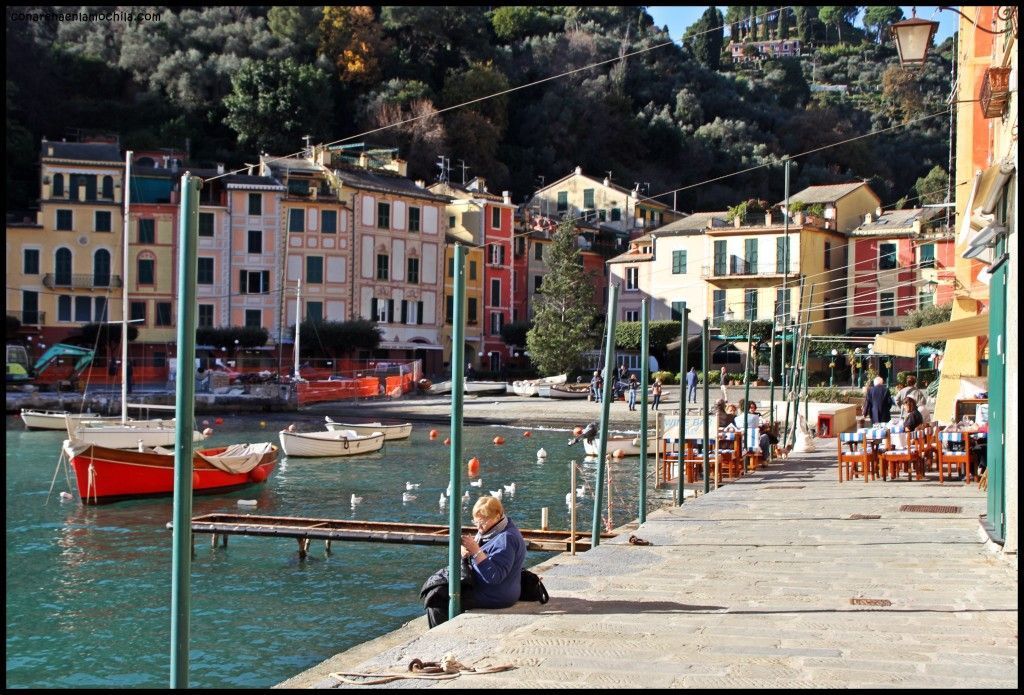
left=5, top=413, right=649, bottom=688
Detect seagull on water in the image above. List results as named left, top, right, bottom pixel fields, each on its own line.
left=351, top=494, right=363, bottom=506
left=402, top=492, right=417, bottom=503
left=469, top=479, right=482, bottom=487
left=503, top=483, right=516, bottom=495
left=406, top=481, right=420, bottom=491
left=489, top=489, right=503, bottom=500
left=576, top=485, right=585, bottom=498
left=439, top=493, right=446, bottom=508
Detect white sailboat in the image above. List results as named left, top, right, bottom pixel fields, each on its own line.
left=324, top=416, right=412, bottom=440
left=64, top=151, right=206, bottom=449
left=278, top=427, right=385, bottom=457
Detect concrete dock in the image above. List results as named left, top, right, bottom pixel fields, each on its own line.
left=279, top=448, right=1017, bottom=689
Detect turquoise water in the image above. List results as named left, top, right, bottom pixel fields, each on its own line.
left=5, top=414, right=645, bottom=688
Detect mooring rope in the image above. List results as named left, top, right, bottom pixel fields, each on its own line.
left=329, top=655, right=515, bottom=686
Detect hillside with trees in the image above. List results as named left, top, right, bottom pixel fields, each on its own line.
left=6, top=6, right=953, bottom=214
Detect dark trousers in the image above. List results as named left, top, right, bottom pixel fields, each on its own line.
left=424, top=582, right=479, bottom=628
left=687, top=385, right=696, bottom=402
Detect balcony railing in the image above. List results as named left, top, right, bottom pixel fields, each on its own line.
left=702, top=265, right=794, bottom=279
left=42, top=273, right=123, bottom=290
left=12, top=311, right=46, bottom=326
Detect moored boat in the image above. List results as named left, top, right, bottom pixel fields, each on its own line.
left=278, top=428, right=386, bottom=457
left=62, top=439, right=277, bottom=505
left=21, top=409, right=141, bottom=431
left=68, top=416, right=207, bottom=449
left=548, top=383, right=591, bottom=399
left=324, top=417, right=412, bottom=440
left=582, top=434, right=659, bottom=457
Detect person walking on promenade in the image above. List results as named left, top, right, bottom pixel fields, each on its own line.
left=863, top=376, right=894, bottom=424
left=590, top=371, right=603, bottom=403
left=686, top=367, right=697, bottom=403
left=719, top=366, right=728, bottom=401
left=626, top=374, right=638, bottom=411
left=651, top=379, right=663, bottom=410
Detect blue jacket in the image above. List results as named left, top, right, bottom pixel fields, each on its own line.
left=470, top=518, right=526, bottom=607
left=686, top=370, right=697, bottom=386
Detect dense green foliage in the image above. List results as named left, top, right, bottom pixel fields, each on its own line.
left=499, top=320, right=532, bottom=348
left=902, top=302, right=953, bottom=350
left=613, top=320, right=682, bottom=353
left=296, top=319, right=382, bottom=356
left=526, top=220, right=599, bottom=375
left=7, top=6, right=953, bottom=216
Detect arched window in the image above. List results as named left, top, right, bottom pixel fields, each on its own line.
left=52, top=173, right=64, bottom=197
left=102, top=176, right=114, bottom=200
left=93, top=249, right=111, bottom=287
left=55, top=248, right=72, bottom=286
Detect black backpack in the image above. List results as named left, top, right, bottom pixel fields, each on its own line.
left=519, top=569, right=549, bottom=604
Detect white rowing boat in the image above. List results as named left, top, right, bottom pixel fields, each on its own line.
left=324, top=417, right=412, bottom=440
left=278, top=428, right=385, bottom=458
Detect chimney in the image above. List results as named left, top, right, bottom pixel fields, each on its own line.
left=476, top=177, right=486, bottom=192
left=216, top=163, right=225, bottom=175
left=764, top=210, right=772, bottom=226
left=603, top=177, right=610, bottom=187
left=875, top=206, right=882, bottom=216
left=864, top=212, right=872, bottom=224
left=415, top=179, right=426, bottom=189
left=793, top=211, right=804, bottom=225
left=734, top=215, right=742, bottom=228
left=502, top=190, right=511, bottom=205
left=574, top=166, right=582, bottom=175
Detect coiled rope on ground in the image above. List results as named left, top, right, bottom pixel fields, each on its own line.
left=329, top=654, right=515, bottom=685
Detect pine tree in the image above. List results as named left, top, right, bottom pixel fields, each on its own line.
left=525, top=220, right=599, bottom=376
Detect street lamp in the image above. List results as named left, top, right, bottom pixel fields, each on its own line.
left=829, top=349, right=837, bottom=387
left=892, top=7, right=1017, bottom=68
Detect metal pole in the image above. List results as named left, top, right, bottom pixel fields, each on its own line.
left=742, top=316, right=753, bottom=457
left=639, top=299, right=649, bottom=523
left=768, top=322, right=777, bottom=427
left=591, top=284, right=619, bottom=548
left=120, top=150, right=132, bottom=423
left=702, top=318, right=710, bottom=493
left=293, top=278, right=302, bottom=380
left=448, top=244, right=467, bottom=621
left=570, top=460, right=577, bottom=556
left=677, top=302, right=688, bottom=505
left=802, top=285, right=814, bottom=426
left=170, top=172, right=201, bottom=688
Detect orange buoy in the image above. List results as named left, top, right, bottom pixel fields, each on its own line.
left=612, top=448, right=625, bottom=458
left=573, top=426, right=583, bottom=436
left=429, top=429, right=439, bottom=440
left=493, top=436, right=505, bottom=445
left=468, top=457, right=481, bottom=477
left=259, top=421, right=267, bottom=429
left=523, top=431, right=532, bottom=438
left=443, top=437, right=451, bottom=446
left=215, top=417, right=224, bottom=425
left=249, top=466, right=268, bottom=483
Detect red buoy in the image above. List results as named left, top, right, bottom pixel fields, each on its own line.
left=493, top=436, right=505, bottom=445
left=612, top=448, right=625, bottom=458
left=523, top=431, right=532, bottom=438
left=443, top=437, right=451, bottom=446
left=573, top=426, right=583, bottom=436
left=468, top=457, right=480, bottom=477
left=249, top=466, right=268, bottom=483
left=215, top=417, right=224, bottom=425
left=429, top=429, right=439, bottom=440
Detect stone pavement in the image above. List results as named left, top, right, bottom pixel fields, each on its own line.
left=279, top=448, right=1017, bottom=689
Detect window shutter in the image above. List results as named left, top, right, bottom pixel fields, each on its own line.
left=500, top=244, right=506, bottom=265
left=387, top=299, right=394, bottom=323
left=261, top=271, right=270, bottom=293
left=401, top=299, right=408, bottom=324
left=371, top=298, right=378, bottom=321
left=417, top=301, right=424, bottom=325
left=239, top=270, right=248, bottom=294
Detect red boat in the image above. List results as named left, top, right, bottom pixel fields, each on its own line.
left=63, top=439, right=278, bottom=505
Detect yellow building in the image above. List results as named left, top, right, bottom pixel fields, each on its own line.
left=6, top=139, right=125, bottom=349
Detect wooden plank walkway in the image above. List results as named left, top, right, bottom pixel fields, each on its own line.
left=190, top=513, right=612, bottom=556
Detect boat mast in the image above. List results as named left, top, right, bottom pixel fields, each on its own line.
left=293, top=278, right=301, bottom=380
left=121, top=150, right=132, bottom=424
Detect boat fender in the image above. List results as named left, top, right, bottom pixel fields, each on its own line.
left=249, top=467, right=269, bottom=483
left=237, top=499, right=258, bottom=506
left=536, top=448, right=548, bottom=459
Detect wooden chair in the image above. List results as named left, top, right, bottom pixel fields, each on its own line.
left=716, top=430, right=743, bottom=484
left=838, top=431, right=874, bottom=483
left=880, top=426, right=924, bottom=481
left=937, top=431, right=971, bottom=484
left=742, top=427, right=764, bottom=472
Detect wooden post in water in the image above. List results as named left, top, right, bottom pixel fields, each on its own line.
left=540, top=507, right=549, bottom=531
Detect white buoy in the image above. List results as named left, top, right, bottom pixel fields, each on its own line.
left=536, top=448, right=548, bottom=459
left=237, top=499, right=257, bottom=507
